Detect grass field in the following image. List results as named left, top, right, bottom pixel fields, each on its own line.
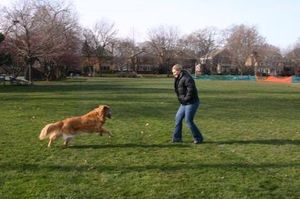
left=0, top=77, right=299, bottom=199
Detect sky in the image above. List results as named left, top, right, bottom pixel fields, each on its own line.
left=1, top=0, right=300, bottom=50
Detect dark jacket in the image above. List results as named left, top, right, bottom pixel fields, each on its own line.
left=174, top=70, right=199, bottom=105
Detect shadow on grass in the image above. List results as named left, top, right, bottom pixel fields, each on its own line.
left=67, top=139, right=300, bottom=149
left=0, top=83, right=173, bottom=94
left=206, top=139, right=300, bottom=145
left=1, top=162, right=300, bottom=173
left=68, top=143, right=191, bottom=149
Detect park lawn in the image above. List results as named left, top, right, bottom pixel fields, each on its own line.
left=0, top=77, right=299, bottom=199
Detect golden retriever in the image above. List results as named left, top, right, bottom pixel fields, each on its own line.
left=39, top=105, right=112, bottom=147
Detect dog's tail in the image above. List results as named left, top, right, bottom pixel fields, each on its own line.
left=39, top=121, right=63, bottom=140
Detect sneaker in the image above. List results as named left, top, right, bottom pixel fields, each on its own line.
left=193, top=140, right=203, bottom=144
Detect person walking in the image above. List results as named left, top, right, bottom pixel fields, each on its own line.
left=171, top=64, right=203, bottom=144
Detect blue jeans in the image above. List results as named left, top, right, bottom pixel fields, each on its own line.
left=172, top=101, right=203, bottom=142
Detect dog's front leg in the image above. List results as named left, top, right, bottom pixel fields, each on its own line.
left=99, top=128, right=112, bottom=137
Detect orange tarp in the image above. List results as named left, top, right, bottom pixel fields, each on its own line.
left=258, top=76, right=292, bottom=84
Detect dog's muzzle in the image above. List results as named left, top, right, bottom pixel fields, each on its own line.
left=106, top=110, right=112, bottom=119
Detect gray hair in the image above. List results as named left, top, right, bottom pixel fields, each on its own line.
left=172, top=64, right=182, bottom=71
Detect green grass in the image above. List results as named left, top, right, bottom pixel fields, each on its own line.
left=0, top=78, right=299, bottom=199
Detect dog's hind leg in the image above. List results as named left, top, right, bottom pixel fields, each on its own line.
left=48, top=134, right=56, bottom=147
left=48, top=132, right=61, bottom=147
left=48, top=139, right=53, bottom=147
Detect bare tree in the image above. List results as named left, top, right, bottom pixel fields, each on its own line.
left=0, top=33, right=4, bottom=43
left=0, top=32, right=17, bottom=78
left=224, top=24, right=266, bottom=75
left=0, top=0, right=80, bottom=81
left=178, top=27, right=220, bottom=59
left=113, top=38, right=145, bottom=72
left=286, top=39, right=300, bottom=62
left=114, top=38, right=135, bottom=71
left=35, top=1, right=81, bottom=80
left=0, top=0, right=36, bottom=79
left=91, top=19, right=118, bottom=75
left=285, top=39, right=300, bottom=75
left=81, top=21, right=118, bottom=75
left=81, top=28, right=96, bottom=75
left=245, top=44, right=283, bottom=76
left=147, top=25, right=180, bottom=74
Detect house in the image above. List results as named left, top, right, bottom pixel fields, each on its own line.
left=80, top=55, right=114, bottom=76
left=200, top=49, right=232, bottom=75
left=174, top=51, right=198, bottom=72
left=245, top=51, right=292, bottom=76
left=134, top=51, right=159, bottom=73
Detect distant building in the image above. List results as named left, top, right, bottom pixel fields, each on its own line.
left=245, top=51, right=297, bottom=76
left=200, top=49, right=232, bottom=75
left=80, top=55, right=114, bottom=76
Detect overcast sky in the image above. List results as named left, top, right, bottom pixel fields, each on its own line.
left=1, top=0, right=299, bottom=50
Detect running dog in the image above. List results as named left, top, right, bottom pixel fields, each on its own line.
left=39, top=105, right=112, bottom=147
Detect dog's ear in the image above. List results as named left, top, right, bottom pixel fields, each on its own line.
left=95, top=105, right=104, bottom=120
left=101, top=105, right=110, bottom=109
left=97, top=105, right=104, bottom=113
left=99, top=105, right=110, bottom=111
left=96, top=105, right=111, bottom=119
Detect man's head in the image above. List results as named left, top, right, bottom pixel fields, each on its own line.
left=172, top=64, right=182, bottom=78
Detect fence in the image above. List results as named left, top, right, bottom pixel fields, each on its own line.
left=194, top=75, right=300, bottom=83
left=194, top=75, right=256, bottom=81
